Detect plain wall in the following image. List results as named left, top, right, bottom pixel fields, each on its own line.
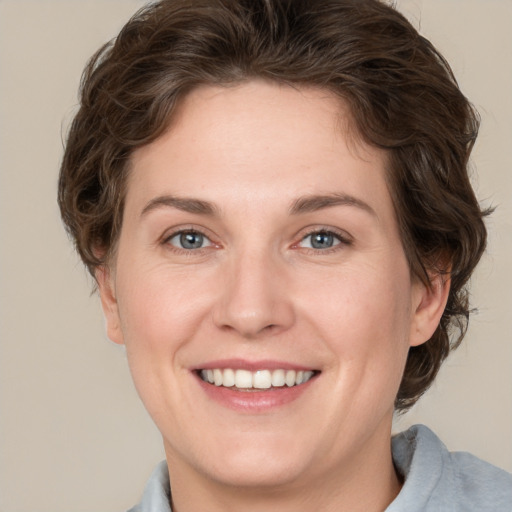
left=0, top=1, right=511, bottom=510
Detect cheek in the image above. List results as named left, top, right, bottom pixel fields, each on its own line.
left=349, top=270, right=414, bottom=390
left=115, top=261, right=215, bottom=360
left=113, top=263, right=216, bottom=418
left=300, top=262, right=412, bottom=342
left=297, top=261, right=414, bottom=393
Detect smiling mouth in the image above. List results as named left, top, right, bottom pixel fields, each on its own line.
left=198, top=368, right=317, bottom=390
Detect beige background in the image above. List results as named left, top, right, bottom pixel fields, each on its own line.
left=0, top=0, right=511, bottom=510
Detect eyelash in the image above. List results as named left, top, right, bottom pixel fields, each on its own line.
left=162, top=227, right=216, bottom=255
left=295, top=228, right=353, bottom=254
left=161, top=227, right=352, bottom=255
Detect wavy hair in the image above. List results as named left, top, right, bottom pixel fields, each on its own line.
left=58, top=0, right=490, bottom=410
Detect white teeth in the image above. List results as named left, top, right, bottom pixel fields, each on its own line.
left=223, top=368, right=235, bottom=387
left=199, top=368, right=315, bottom=389
left=235, top=369, right=253, bottom=388
left=285, top=370, right=296, bottom=387
left=271, top=369, right=285, bottom=387
left=213, top=369, right=223, bottom=386
left=253, top=370, right=272, bottom=389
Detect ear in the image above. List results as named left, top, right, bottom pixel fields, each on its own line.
left=409, top=271, right=450, bottom=347
left=95, top=265, right=124, bottom=345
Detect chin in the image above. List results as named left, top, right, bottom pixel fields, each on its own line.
left=205, top=451, right=309, bottom=489
left=168, top=431, right=316, bottom=490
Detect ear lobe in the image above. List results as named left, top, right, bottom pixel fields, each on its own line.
left=95, top=265, right=125, bottom=345
left=409, top=272, right=450, bottom=347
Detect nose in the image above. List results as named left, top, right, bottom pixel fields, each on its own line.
left=213, top=249, right=295, bottom=339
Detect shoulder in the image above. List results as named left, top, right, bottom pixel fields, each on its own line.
left=448, top=449, right=512, bottom=510
left=389, top=424, right=512, bottom=512
left=127, top=461, right=172, bottom=512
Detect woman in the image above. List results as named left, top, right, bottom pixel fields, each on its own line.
left=58, top=0, right=512, bottom=510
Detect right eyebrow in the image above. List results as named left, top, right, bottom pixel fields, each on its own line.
left=140, top=195, right=219, bottom=217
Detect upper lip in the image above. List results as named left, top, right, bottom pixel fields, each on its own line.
left=192, top=358, right=318, bottom=372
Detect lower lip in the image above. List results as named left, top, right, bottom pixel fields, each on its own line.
left=195, top=374, right=316, bottom=412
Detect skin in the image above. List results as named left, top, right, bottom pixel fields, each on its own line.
left=97, top=81, right=449, bottom=512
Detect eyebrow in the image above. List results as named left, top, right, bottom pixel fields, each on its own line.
left=140, top=195, right=218, bottom=217
left=289, top=193, right=376, bottom=216
left=140, top=192, right=375, bottom=218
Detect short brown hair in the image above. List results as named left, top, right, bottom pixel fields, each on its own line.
left=58, top=0, right=490, bottom=411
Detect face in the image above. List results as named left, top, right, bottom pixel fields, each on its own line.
left=98, top=81, right=446, bottom=493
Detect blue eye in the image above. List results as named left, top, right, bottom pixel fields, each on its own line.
left=300, top=230, right=342, bottom=250
left=168, top=231, right=212, bottom=250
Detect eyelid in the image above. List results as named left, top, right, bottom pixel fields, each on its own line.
left=168, top=231, right=212, bottom=249
left=160, top=225, right=220, bottom=251
left=300, top=225, right=352, bottom=241
left=293, top=226, right=353, bottom=251
left=158, top=224, right=352, bottom=254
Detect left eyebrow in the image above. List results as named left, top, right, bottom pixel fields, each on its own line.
left=289, top=193, right=376, bottom=217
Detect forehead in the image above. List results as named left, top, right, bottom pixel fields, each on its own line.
left=127, top=81, right=391, bottom=218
